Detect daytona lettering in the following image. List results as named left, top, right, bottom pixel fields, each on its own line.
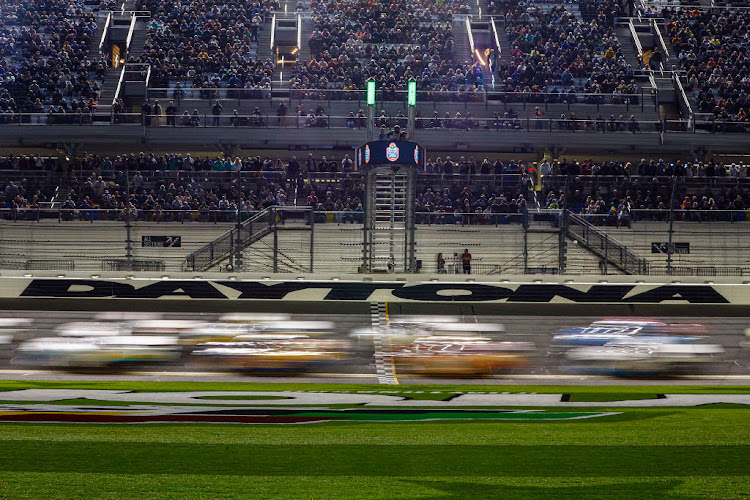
left=17, top=279, right=732, bottom=303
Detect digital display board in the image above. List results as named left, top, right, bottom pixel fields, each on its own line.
left=356, top=141, right=425, bottom=169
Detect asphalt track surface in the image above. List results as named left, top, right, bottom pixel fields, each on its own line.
left=1, top=311, right=748, bottom=385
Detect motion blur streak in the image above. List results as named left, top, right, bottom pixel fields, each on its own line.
left=0, top=312, right=746, bottom=379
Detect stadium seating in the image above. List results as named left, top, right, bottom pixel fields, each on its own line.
left=133, top=0, right=277, bottom=94
left=0, top=0, right=105, bottom=118
left=664, top=8, right=750, bottom=130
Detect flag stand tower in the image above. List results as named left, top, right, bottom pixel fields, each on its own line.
left=357, top=141, right=424, bottom=273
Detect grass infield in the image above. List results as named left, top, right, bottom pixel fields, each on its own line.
left=0, top=380, right=748, bottom=498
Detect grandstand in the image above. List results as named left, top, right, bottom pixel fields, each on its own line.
left=0, top=0, right=748, bottom=277
left=0, top=0, right=745, bottom=155
left=0, top=156, right=748, bottom=276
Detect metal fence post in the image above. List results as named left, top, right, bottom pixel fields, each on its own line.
left=603, top=234, right=608, bottom=275
left=309, top=207, right=314, bottom=273
left=522, top=205, right=529, bottom=272
left=273, top=207, right=278, bottom=273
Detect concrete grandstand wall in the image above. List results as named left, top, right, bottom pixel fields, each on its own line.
left=0, top=220, right=619, bottom=275
left=240, top=224, right=613, bottom=275
left=0, top=221, right=234, bottom=272
left=586, top=221, right=750, bottom=272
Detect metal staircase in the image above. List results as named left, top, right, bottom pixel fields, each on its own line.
left=567, top=213, right=649, bottom=275
left=374, top=171, right=406, bottom=272
left=183, top=206, right=314, bottom=272
left=183, top=208, right=273, bottom=272
left=363, top=165, right=416, bottom=273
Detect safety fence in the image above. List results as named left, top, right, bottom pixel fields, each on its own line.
left=2, top=208, right=750, bottom=275
left=3, top=111, right=746, bottom=134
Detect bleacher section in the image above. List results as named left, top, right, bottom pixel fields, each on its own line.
left=0, top=1, right=748, bottom=153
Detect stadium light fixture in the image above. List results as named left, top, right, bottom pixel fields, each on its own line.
left=366, top=80, right=376, bottom=106
left=407, top=80, right=417, bottom=106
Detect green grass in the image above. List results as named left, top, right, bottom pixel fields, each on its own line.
left=2, top=379, right=750, bottom=395
left=0, top=381, right=749, bottom=498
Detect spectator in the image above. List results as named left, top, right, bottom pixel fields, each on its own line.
left=461, top=248, right=472, bottom=274
left=212, top=101, right=223, bottom=127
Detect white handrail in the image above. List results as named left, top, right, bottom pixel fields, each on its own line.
left=674, top=72, right=693, bottom=127
left=112, top=66, right=126, bottom=106
left=98, top=12, right=112, bottom=54
left=652, top=19, right=670, bottom=58
left=115, top=9, right=151, bottom=15
left=297, top=13, right=302, bottom=53
left=489, top=17, right=502, bottom=89
left=465, top=18, right=475, bottom=56
left=628, top=19, right=643, bottom=60
left=490, top=17, right=502, bottom=60
left=270, top=13, right=276, bottom=51
left=125, top=14, right=137, bottom=50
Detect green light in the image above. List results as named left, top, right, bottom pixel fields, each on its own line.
left=366, top=81, right=376, bottom=106
left=407, top=80, right=417, bottom=106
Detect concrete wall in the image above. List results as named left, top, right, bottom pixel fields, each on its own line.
left=590, top=221, right=750, bottom=269
left=0, top=221, right=234, bottom=272
left=240, top=224, right=613, bottom=275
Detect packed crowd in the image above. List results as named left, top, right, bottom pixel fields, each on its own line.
left=61, top=155, right=291, bottom=221
left=579, top=0, right=629, bottom=23
left=497, top=3, right=640, bottom=98
left=5, top=153, right=750, bottom=223
left=664, top=8, right=750, bottom=127
left=134, top=0, right=277, bottom=94
left=539, top=158, right=750, bottom=222
left=0, top=155, right=54, bottom=216
left=0, top=0, right=105, bottom=116
left=290, top=0, right=483, bottom=94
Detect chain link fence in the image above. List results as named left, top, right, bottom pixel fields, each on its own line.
left=2, top=207, right=750, bottom=276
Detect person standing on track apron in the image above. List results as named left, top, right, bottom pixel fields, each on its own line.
left=461, top=248, right=472, bottom=274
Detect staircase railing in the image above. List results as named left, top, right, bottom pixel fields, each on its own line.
left=674, top=72, right=693, bottom=131
left=628, top=18, right=644, bottom=62
left=99, top=12, right=112, bottom=58
left=183, top=206, right=315, bottom=272
left=465, top=18, right=475, bottom=58
left=182, top=208, right=274, bottom=272
left=567, top=213, right=649, bottom=275
left=651, top=18, right=670, bottom=60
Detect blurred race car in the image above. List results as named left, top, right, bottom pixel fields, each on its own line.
left=389, top=335, right=535, bottom=376
left=351, top=320, right=504, bottom=344
left=128, top=320, right=211, bottom=336
left=0, top=318, right=33, bottom=346
left=12, top=335, right=180, bottom=369
left=551, top=318, right=708, bottom=348
left=94, top=312, right=163, bottom=322
left=219, top=313, right=292, bottom=323
left=55, top=322, right=132, bottom=337
left=191, top=336, right=352, bottom=372
left=742, top=328, right=750, bottom=349
left=563, top=336, right=724, bottom=376
left=179, top=320, right=337, bottom=350
left=176, top=323, right=254, bottom=345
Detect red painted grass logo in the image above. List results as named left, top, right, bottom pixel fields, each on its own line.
left=0, top=408, right=619, bottom=424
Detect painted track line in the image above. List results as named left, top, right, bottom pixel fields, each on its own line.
left=2, top=369, right=750, bottom=383
left=370, top=302, right=397, bottom=385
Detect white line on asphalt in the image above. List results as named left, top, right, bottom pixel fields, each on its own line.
left=1, top=369, right=749, bottom=381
